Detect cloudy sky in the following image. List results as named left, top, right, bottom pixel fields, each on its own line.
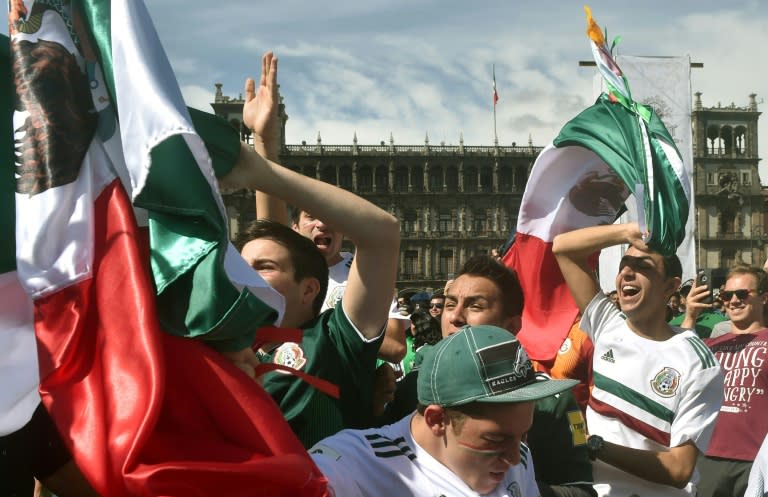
left=5, top=1, right=767, bottom=182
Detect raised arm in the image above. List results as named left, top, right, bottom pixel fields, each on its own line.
left=223, top=143, right=399, bottom=339
left=241, top=52, right=289, bottom=225
left=552, top=223, right=647, bottom=312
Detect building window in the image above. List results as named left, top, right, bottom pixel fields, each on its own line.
left=404, top=250, right=419, bottom=275
left=357, top=167, right=372, bottom=192
left=439, top=250, right=454, bottom=276
left=395, top=167, right=409, bottom=192
left=403, top=209, right=417, bottom=233
left=446, top=167, right=459, bottom=192
left=429, top=167, right=443, bottom=192
left=464, top=167, right=478, bottom=192
left=473, top=209, right=488, bottom=232
left=438, top=210, right=453, bottom=232
left=735, top=126, right=747, bottom=155
left=516, top=166, right=528, bottom=188
left=741, top=172, right=751, bottom=185
left=339, top=166, right=353, bottom=190
left=411, top=166, right=424, bottom=192
left=321, top=166, right=336, bottom=184
left=721, top=248, right=736, bottom=269
left=706, top=172, right=717, bottom=185
left=375, top=166, right=389, bottom=192
left=479, top=168, right=493, bottom=193
left=500, top=168, right=514, bottom=191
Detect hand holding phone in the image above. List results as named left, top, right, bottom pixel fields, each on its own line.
left=696, top=270, right=713, bottom=305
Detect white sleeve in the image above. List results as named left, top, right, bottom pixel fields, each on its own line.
left=670, top=362, right=724, bottom=450
left=744, top=436, right=768, bottom=497
left=310, top=442, right=364, bottom=497
left=579, top=293, right=622, bottom=343
left=511, top=444, right=541, bottom=497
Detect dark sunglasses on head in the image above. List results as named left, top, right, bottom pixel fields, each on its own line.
left=429, top=303, right=444, bottom=309
left=721, top=289, right=755, bottom=301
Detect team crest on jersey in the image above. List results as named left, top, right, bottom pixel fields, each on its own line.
left=273, top=342, right=307, bottom=372
left=650, top=367, right=681, bottom=398
left=325, top=284, right=346, bottom=309
left=506, top=481, right=521, bottom=497
left=558, top=338, right=572, bottom=355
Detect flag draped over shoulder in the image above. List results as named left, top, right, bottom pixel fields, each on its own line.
left=6, top=1, right=326, bottom=496
left=503, top=6, right=689, bottom=361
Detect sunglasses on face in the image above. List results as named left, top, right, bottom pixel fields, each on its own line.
left=721, top=289, right=755, bottom=301
left=429, top=303, right=444, bottom=309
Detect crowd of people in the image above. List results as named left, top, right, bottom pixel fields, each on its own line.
left=8, top=49, right=768, bottom=497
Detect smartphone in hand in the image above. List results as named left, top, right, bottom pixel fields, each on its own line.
left=696, top=269, right=713, bottom=304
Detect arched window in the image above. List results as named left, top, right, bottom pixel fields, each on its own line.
left=734, top=126, right=747, bottom=155
left=707, top=125, right=722, bottom=155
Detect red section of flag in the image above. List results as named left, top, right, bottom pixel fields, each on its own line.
left=493, top=79, right=499, bottom=106
left=35, top=180, right=327, bottom=497
left=502, top=233, right=599, bottom=362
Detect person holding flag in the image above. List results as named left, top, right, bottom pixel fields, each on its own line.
left=553, top=223, right=723, bottom=497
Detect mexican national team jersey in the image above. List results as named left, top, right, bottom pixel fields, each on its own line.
left=321, top=252, right=354, bottom=312
left=310, top=415, right=540, bottom=497
left=581, top=294, right=724, bottom=497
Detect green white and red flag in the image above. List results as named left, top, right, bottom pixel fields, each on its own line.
left=3, top=1, right=326, bottom=496
left=503, top=6, right=690, bottom=361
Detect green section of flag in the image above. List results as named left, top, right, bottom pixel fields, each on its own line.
left=553, top=93, right=688, bottom=255
left=77, top=1, right=273, bottom=351
left=1, top=35, right=15, bottom=274
left=138, top=127, right=274, bottom=352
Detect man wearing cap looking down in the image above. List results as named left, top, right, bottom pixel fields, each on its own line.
left=310, top=325, right=577, bottom=496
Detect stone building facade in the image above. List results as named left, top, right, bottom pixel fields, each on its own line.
left=211, top=86, right=538, bottom=291
left=212, top=86, right=765, bottom=291
left=692, top=93, right=765, bottom=286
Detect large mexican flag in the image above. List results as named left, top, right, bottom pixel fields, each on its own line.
left=503, top=7, right=690, bottom=361
left=4, top=1, right=325, bottom=496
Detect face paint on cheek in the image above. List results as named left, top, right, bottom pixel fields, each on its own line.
left=457, top=441, right=505, bottom=457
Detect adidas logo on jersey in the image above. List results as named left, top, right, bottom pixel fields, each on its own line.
left=600, top=349, right=615, bottom=363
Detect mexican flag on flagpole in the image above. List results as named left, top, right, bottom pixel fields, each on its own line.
left=5, top=1, right=326, bottom=496
left=503, top=6, right=689, bottom=361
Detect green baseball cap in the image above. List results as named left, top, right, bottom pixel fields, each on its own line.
left=417, top=325, right=578, bottom=407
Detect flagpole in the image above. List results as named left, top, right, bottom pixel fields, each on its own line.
left=492, top=64, right=499, bottom=146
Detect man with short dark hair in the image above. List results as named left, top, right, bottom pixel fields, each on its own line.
left=231, top=53, right=400, bottom=447
left=442, top=255, right=595, bottom=497
left=385, top=255, right=596, bottom=497
left=310, top=325, right=577, bottom=497
left=553, top=223, right=724, bottom=497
